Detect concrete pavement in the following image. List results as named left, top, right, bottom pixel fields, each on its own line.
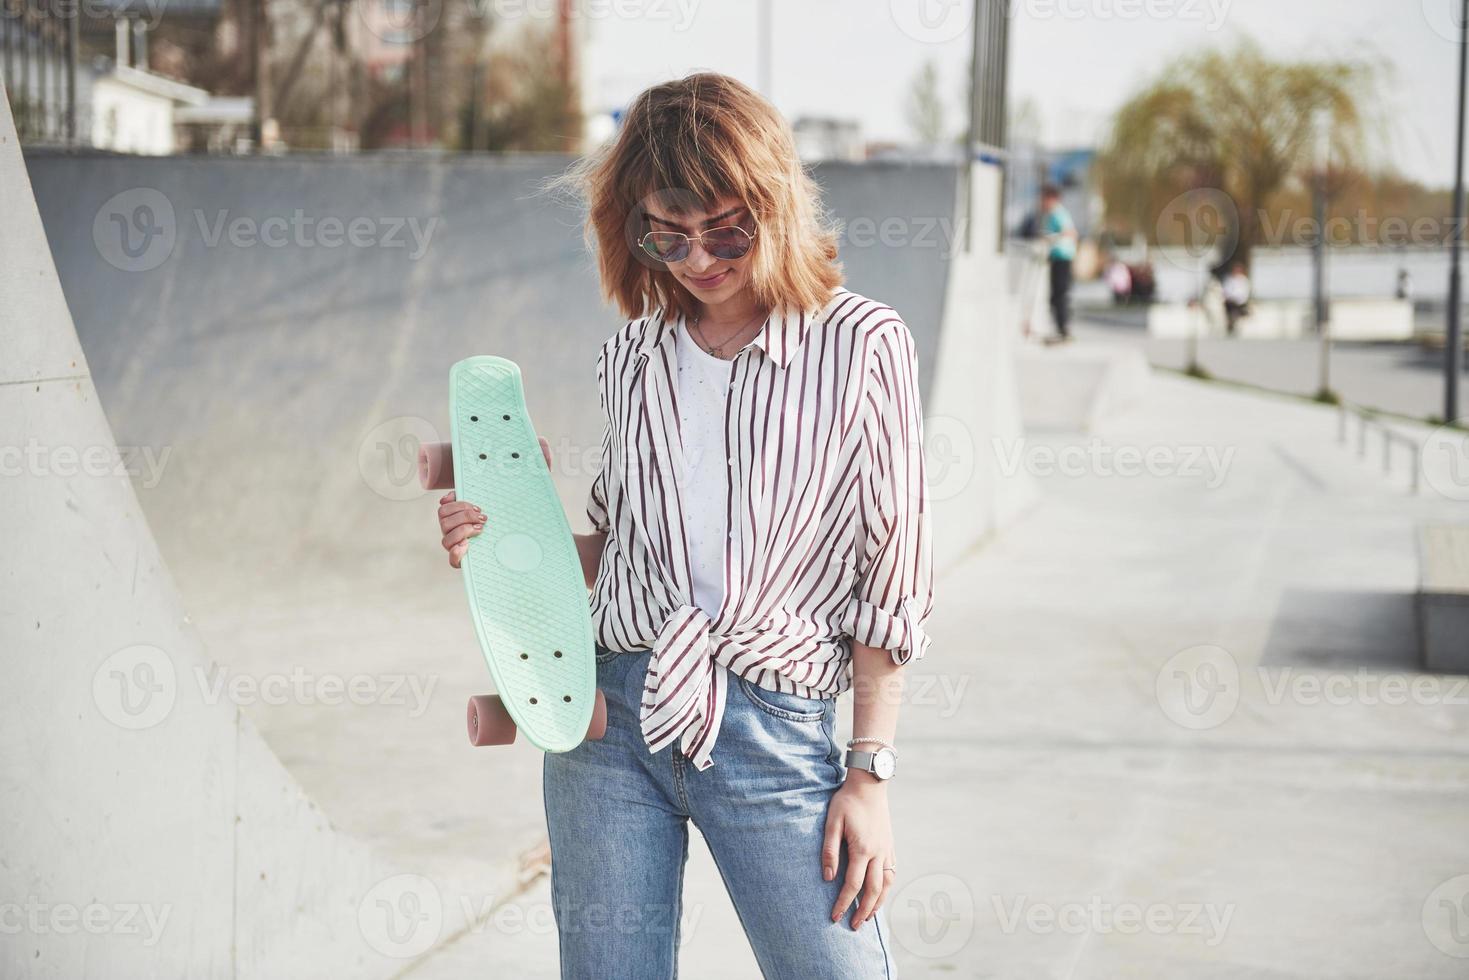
left=404, top=348, right=1469, bottom=976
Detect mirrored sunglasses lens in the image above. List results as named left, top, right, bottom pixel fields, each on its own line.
left=704, top=227, right=752, bottom=259
left=642, top=234, right=689, bottom=262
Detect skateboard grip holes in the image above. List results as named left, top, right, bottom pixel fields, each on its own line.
left=563, top=695, right=572, bottom=702
left=553, top=650, right=563, bottom=658
left=511, top=452, right=520, bottom=459
left=478, top=453, right=487, bottom=460
left=529, top=697, right=538, bottom=705
left=470, top=415, right=479, bottom=422
left=519, top=652, right=529, bottom=660
left=502, top=414, right=510, bottom=420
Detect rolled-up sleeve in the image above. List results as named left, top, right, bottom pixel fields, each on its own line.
left=843, top=318, right=934, bottom=665
left=585, top=346, right=612, bottom=535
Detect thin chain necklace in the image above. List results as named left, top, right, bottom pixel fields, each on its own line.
left=688, top=305, right=768, bottom=360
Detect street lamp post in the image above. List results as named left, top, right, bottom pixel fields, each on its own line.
left=1447, top=0, right=1468, bottom=423
left=1313, top=107, right=1335, bottom=403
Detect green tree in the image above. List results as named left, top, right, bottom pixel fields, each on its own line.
left=1095, top=37, right=1379, bottom=271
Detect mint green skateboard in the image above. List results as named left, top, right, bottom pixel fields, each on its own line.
left=420, top=356, right=605, bottom=752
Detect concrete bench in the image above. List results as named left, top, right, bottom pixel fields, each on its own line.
left=1418, top=525, right=1469, bottom=674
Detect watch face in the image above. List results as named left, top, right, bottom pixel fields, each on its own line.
left=873, top=748, right=897, bottom=780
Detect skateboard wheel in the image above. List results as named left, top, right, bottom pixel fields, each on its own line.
left=419, top=442, right=454, bottom=491
left=467, top=694, right=517, bottom=746
left=586, top=689, right=608, bottom=741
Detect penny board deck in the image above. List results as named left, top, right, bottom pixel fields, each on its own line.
left=449, top=355, right=595, bottom=752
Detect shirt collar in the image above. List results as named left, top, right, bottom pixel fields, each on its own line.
left=639, top=290, right=839, bottom=369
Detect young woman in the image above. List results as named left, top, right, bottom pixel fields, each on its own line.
left=437, top=72, right=934, bottom=979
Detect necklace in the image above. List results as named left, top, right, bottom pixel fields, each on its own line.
left=688, top=305, right=768, bottom=359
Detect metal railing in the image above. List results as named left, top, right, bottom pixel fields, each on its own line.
left=0, top=0, right=79, bottom=143
left=1338, top=403, right=1422, bottom=494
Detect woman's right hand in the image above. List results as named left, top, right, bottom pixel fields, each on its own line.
left=436, top=437, right=553, bottom=569
left=437, top=491, right=485, bottom=569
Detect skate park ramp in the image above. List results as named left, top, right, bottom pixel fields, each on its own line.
left=10, top=128, right=1030, bottom=973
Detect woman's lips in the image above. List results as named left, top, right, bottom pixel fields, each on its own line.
left=688, top=269, right=730, bottom=288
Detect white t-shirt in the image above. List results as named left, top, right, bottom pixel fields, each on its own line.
left=674, top=316, right=733, bottom=620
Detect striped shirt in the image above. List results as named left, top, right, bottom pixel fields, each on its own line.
left=585, top=287, right=934, bottom=770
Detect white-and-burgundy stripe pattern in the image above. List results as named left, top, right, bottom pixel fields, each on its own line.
left=585, top=287, right=934, bottom=770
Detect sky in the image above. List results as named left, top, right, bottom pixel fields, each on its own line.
left=555, top=0, right=1466, bottom=189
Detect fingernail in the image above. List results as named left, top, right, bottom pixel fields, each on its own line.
left=823, top=867, right=833, bottom=881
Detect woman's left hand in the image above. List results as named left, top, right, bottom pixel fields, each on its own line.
left=822, top=774, right=895, bottom=929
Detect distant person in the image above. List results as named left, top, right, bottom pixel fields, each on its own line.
left=1396, top=267, right=1413, bottom=302
left=1222, top=261, right=1251, bottom=336
left=1041, top=184, right=1077, bottom=344
left=1105, top=256, right=1132, bottom=305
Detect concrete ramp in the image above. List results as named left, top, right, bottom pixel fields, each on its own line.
left=0, top=91, right=494, bottom=980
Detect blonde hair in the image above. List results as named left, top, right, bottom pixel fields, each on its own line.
left=548, top=72, right=843, bottom=323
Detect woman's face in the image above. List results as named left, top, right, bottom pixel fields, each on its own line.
left=643, top=194, right=756, bottom=304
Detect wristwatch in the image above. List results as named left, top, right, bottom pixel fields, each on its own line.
left=844, top=745, right=898, bottom=780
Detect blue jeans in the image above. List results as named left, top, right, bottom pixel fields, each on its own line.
left=542, top=644, right=896, bottom=979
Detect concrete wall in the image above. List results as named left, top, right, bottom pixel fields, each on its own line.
left=0, top=90, right=485, bottom=980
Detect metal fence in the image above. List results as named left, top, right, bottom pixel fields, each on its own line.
left=0, top=0, right=79, bottom=143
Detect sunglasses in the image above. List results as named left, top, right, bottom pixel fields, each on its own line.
left=637, top=224, right=758, bottom=263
